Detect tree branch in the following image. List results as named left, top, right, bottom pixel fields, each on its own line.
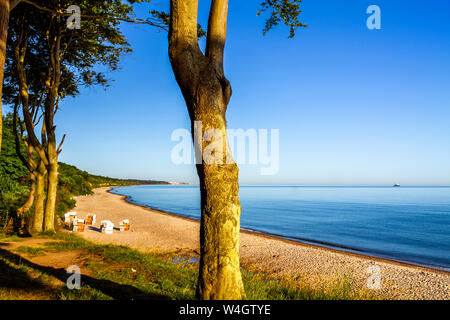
left=169, top=0, right=205, bottom=100
left=21, top=0, right=168, bottom=31
left=205, top=0, right=228, bottom=67
left=12, top=26, right=49, bottom=167
left=10, top=0, right=21, bottom=11
left=13, top=97, right=36, bottom=172
left=169, top=0, right=200, bottom=49
left=56, top=133, right=66, bottom=154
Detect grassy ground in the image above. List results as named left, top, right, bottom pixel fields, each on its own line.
left=0, top=233, right=378, bottom=300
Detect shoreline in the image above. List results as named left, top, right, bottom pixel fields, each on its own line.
left=109, top=187, right=450, bottom=275
left=74, top=187, right=450, bottom=299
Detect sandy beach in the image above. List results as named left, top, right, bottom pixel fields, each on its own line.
left=72, top=187, right=449, bottom=300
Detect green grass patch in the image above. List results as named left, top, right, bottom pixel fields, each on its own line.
left=0, top=234, right=26, bottom=242
left=58, top=285, right=113, bottom=300
left=243, top=272, right=378, bottom=300
left=13, top=246, right=47, bottom=257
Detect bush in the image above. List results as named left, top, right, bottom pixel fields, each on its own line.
left=0, top=115, right=29, bottom=231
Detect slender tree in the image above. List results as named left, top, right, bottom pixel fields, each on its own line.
left=4, top=7, right=49, bottom=233
left=10, top=93, right=48, bottom=234
left=12, top=98, right=45, bottom=234
left=167, top=0, right=305, bottom=299
left=0, top=0, right=20, bottom=154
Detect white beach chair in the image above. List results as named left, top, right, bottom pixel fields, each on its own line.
left=100, top=220, right=114, bottom=234
left=100, top=220, right=109, bottom=227
left=64, top=212, right=77, bottom=225
left=71, top=218, right=78, bottom=232
left=64, top=213, right=71, bottom=224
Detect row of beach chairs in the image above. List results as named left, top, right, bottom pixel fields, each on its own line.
left=64, top=212, right=130, bottom=234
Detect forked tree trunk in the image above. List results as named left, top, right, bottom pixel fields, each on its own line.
left=169, top=0, right=245, bottom=300
left=0, top=0, right=11, bottom=154
left=41, top=31, right=62, bottom=234
left=30, top=163, right=45, bottom=234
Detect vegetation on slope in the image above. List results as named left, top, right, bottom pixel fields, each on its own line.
left=0, top=114, right=168, bottom=232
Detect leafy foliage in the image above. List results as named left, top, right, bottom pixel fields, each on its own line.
left=4, top=0, right=134, bottom=104
left=0, top=115, right=28, bottom=181
left=258, top=0, right=307, bottom=38
left=0, top=115, right=30, bottom=231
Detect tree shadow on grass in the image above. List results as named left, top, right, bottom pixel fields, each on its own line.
left=0, top=248, right=170, bottom=300
left=0, top=256, right=46, bottom=290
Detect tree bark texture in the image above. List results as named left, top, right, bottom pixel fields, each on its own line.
left=15, top=167, right=35, bottom=235
left=30, top=162, right=45, bottom=234
left=43, top=160, right=57, bottom=233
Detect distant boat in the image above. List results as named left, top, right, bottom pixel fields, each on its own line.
left=393, top=184, right=401, bottom=187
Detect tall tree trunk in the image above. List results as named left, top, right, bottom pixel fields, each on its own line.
left=169, top=0, right=245, bottom=300
left=15, top=144, right=35, bottom=214
left=0, top=0, right=11, bottom=154
left=194, top=105, right=245, bottom=300
left=30, top=162, right=45, bottom=234
left=15, top=170, right=35, bottom=235
left=41, top=30, right=62, bottom=234
left=43, top=159, right=57, bottom=233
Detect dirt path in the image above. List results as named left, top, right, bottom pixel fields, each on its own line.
left=0, top=238, right=88, bottom=275
left=0, top=237, right=88, bottom=300
left=0, top=236, right=167, bottom=300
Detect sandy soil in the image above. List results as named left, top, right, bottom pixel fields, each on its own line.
left=71, top=187, right=449, bottom=300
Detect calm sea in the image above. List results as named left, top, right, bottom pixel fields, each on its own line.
left=110, top=185, right=450, bottom=271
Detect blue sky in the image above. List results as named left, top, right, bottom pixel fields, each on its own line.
left=14, top=0, right=450, bottom=185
